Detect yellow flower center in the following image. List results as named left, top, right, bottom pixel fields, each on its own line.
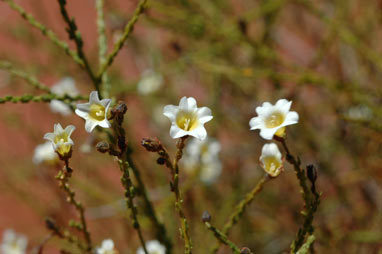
left=89, top=103, right=106, bottom=121
left=265, top=111, right=285, bottom=128
left=176, top=111, right=198, bottom=131
left=263, top=156, right=282, bottom=176
left=54, top=132, right=69, bottom=144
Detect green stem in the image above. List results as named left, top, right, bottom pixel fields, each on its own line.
left=95, top=0, right=111, bottom=98
left=56, top=160, right=92, bottom=253
left=0, top=60, right=51, bottom=92
left=97, top=0, right=147, bottom=79
left=0, top=94, right=87, bottom=104
left=204, top=222, right=241, bottom=254
left=118, top=159, right=149, bottom=254
left=172, top=137, right=192, bottom=254
left=2, top=0, right=84, bottom=67
left=278, top=139, right=320, bottom=253
left=210, top=175, right=269, bottom=254
left=126, top=152, right=173, bottom=254
left=57, top=0, right=99, bottom=92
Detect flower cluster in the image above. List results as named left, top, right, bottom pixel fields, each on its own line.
left=182, top=137, right=222, bottom=184
left=249, top=99, right=299, bottom=177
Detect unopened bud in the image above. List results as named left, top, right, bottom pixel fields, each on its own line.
left=240, top=247, right=252, bottom=254
left=307, top=164, right=317, bottom=183
left=141, top=138, right=162, bottom=152
left=202, top=211, right=211, bottom=223
left=96, top=141, right=110, bottom=153
left=157, top=157, right=166, bottom=165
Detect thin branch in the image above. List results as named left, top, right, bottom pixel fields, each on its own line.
left=97, top=0, right=147, bottom=79
left=56, top=161, right=92, bottom=253
left=0, top=60, right=51, bottom=92
left=141, top=137, right=193, bottom=254
left=0, top=93, right=87, bottom=104
left=95, top=0, right=111, bottom=98
left=210, top=175, right=269, bottom=254
left=1, top=0, right=84, bottom=67
left=204, top=221, right=241, bottom=254
left=57, top=0, right=99, bottom=92
left=278, top=139, right=320, bottom=253
left=126, top=151, right=173, bottom=254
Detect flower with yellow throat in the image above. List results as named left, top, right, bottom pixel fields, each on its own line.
left=260, top=143, right=283, bottom=177
left=75, top=91, right=112, bottom=133
left=44, top=123, right=75, bottom=159
left=249, top=99, right=299, bottom=140
left=163, top=96, right=213, bottom=140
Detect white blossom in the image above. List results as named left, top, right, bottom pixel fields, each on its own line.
left=49, top=77, right=79, bottom=116
left=75, top=91, right=112, bottom=133
left=259, top=143, right=283, bottom=177
left=183, top=138, right=222, bottom=184
left=137, top=69, right=163, bottom=95
left=137, top=240, right=166, bottom=254
left=44, top=123, right=75, bottom=158
left=163, top=96, right=213, bottom=141
left=0, top=229, right=27, bottom=254
left=249, top=99, right=299, bottom=140
left=96, top=239, right=116, bottom=254
left=32, top=142, right=59, bottom=165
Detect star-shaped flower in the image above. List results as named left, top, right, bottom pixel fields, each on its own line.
left=44, top=123, right=75, bottom=159
left=163, top=96, right=213, bottom=141
left=249, top=99, right=299, bottom=140
left=96, top=239, right=117, bottom=254
left=75, top=91, right=112, bottom=133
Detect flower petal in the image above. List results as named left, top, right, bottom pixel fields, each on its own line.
left=275, top=99, right=292, bottom=112
left=259, top=128, right=278, bottom=140
left=100, top=98, right=111, bottom=108
left=64, top=125, right=76, bottom=136
left=98, top=119, right=111, bottom=128
left=85, top=120, right=98, bottom=133
left=249, top=116, right=263, bottom=130
left=76, top=103, right=91, bottom=112
left=89, top=91, right=100, bottom=104
left=282, top=111, right=299, bottom=126
left=163, top=105, right=178, bottom=121
left=179, top=96, right=188, bottom=110
left=75, top=109, right=89, bottom=119
left=196, top=107, right=213, bottom=124
left=189, top=126, right=207, bottom=141
left=54, top=123, right=63, bottom=133
left=169, top=125, right=188, bottom=139
left=43, top=133, right=55, bottom=142
left=186, top=97, right=197, bottom=111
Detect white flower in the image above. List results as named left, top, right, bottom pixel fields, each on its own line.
left=137, top=240, right=166, bottom=254
left=75, top=91, right=112, bottom=133
left=249, top=99, right=299, bottom=140
left=163, top=96, right=213, bottom=140
left=44, top=123, right=75, bottom=158
left=1, top=229, right=28, bottom=254
left=32, top=142, right=59, bottom=165
left=49, top=77, right=79, bottom=116
left=96, top=239, right=116, bottom=254
left=183, top=138, right=222, bottom=184
left=137, top=69, right=164, bottom=95
left=259, top=143, right=283, bottom=177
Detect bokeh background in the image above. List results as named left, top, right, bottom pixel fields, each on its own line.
left=0, top=0, right=381, bottom=253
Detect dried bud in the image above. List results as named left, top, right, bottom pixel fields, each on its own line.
left=240, top=247, right=252, bottom=254
left=141, top=138, right=162, bottom=152
left=202, top=211, right=211, bottom=223
left=238, top=19, right=247, bottom=35
left=96, top=141, right=110, bottom=153
left=306, top=164, right=317, bottom=183
left=45, top=217, right=57, bottom=231
left=157, top=157, right=166, bottom=165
